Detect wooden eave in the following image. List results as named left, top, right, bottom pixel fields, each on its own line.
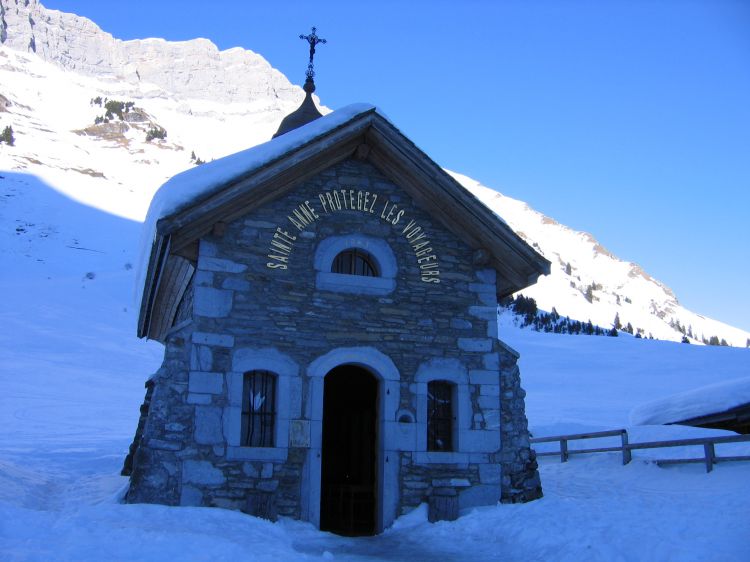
left=138, top=109, right=550, bottom=339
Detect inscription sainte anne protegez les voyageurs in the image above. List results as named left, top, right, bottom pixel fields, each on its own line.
left=265, top=188, right=441, bottom=283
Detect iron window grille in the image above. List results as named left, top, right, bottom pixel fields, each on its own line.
left=427, top=380, right=454, bottom=452
left=331, top=249, right=379, bottom=277
left=241, top=370, right=276, bottom=447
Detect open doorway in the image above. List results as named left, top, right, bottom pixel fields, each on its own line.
left=320, top=365, right=378, bottom=535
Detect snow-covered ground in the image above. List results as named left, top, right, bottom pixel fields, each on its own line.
left=1, top=171, right=749, bottom=561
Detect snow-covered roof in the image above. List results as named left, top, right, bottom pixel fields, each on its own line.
left=136, top=103, right=378, bottom=300
left=630, top=376, right=750, bottom=426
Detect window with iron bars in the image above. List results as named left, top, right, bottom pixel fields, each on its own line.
left=331, top=248, right=379, bottom=277
left=241, top=370, right=276, bottom=447
left=427, top=380, right=454, bottom=452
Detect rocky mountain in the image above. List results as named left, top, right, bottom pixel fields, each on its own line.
left=1, top=0, right=748, bottom=347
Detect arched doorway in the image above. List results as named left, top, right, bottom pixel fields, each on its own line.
left=320, top=365, right=378, bottom=535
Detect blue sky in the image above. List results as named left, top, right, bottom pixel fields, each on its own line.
left=44, top=0, right=750, bottom=332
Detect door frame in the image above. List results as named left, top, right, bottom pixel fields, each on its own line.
left=303, top=346, right=401, bottom=533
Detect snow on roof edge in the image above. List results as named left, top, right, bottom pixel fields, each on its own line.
left=629, top=375, right=750, bottom=426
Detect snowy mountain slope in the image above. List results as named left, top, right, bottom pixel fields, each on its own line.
left=0, top=0, right=303, bottom=105
left=454, top=172, right=750, bottom=346
left=1, top=0, right=749, bottom=347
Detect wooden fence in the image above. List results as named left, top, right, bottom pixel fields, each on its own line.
left=530, top=429, right=750, bottom=472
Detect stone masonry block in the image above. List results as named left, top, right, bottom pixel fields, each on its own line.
left=458, top=338, right=493, bottom=352
left=450, top=318, right=472, bottom=330
left=187, top=393, right=212, bottom=405
left=483, top=353, right=500, bottom=370
left=480, top=384, right=500, bottom=397
left=190, top=346, right=213, bottom=371
left=182, top=460, right=226, bottom=485
left=222, top=277, right=251, bottom=292
left=199, top=256, right=248, bottom=273
left=194, top=287, right=233, bottom=318
left=192, top=332, right=234, bottom=348
left=469, top=370, right=498, bottom=385
left=194, top=406, right=224, bottom=444
left=476, top=269, right=496, bottom=284
left=189, top=371, right=223, bottom=394
left=479, top=463, right=502, bottom=484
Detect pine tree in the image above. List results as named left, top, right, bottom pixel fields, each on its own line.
left=584, top=284, right=594, bottom=303
left=1, top=125, right=14, bottom=146
left=681, top=336, right=690, bottom=344
left=565, top=262, right=572, bottom=275
left=613, top=312, right=622, bottom=330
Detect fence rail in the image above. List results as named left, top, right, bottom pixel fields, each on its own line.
left=530, top=429, right=750, bottom=472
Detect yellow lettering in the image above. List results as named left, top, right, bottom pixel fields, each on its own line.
left=292, top=209, right=310, bottom=227
left=275, top=227, right=296, bottom=242
left=380, top=200, right=389, bottom=219
left=406, top=226, right=422, bottom=239
left=304, top=200, right=319, bottom=220
left=266, top=262, right=287, bottom=270
left=288, top=215, right=305, bottom=231
left=401, top=219, right=417, bottom=234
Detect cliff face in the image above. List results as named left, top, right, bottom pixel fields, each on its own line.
left=0, top=0, right=300, bottom=105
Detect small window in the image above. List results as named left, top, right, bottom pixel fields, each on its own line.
left=331, top=249, right=379, bottom=277
left=427, top=381, right=454, bottom=452
left=241, top=371, right=276, bottom=447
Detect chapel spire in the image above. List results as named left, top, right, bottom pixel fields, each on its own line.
left=272, top=27, right=327, bottom=139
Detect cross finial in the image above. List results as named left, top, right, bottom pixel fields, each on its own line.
left=299, top=26, right=327, bottom=80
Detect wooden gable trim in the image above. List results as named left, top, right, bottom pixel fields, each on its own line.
left=137, top=234, right=170, bottom=339
left=147, top=255, right=195, bottom=341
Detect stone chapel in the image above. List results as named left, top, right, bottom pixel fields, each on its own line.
left=124, top=47, right=550, bottom=535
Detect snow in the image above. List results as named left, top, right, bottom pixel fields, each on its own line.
left=630, top=376, right=750, bottom=426
left=1, top=171, right=750, bottom=560
left=2, top=36, right=750, bottom=561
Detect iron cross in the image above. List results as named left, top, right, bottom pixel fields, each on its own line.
left=299, top=27, right=327, bottom=66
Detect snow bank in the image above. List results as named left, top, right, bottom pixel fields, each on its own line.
left=630, top=376, right=750, bottom=426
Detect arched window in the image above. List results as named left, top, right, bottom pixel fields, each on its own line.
left=427, top=380, right=455, bottom=452
left=241, top=370, right=277, bottom=448
left=331, top=248, right=379, bottom=277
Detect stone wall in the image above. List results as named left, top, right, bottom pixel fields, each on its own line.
left=126, top=157, right=541, bottom=525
